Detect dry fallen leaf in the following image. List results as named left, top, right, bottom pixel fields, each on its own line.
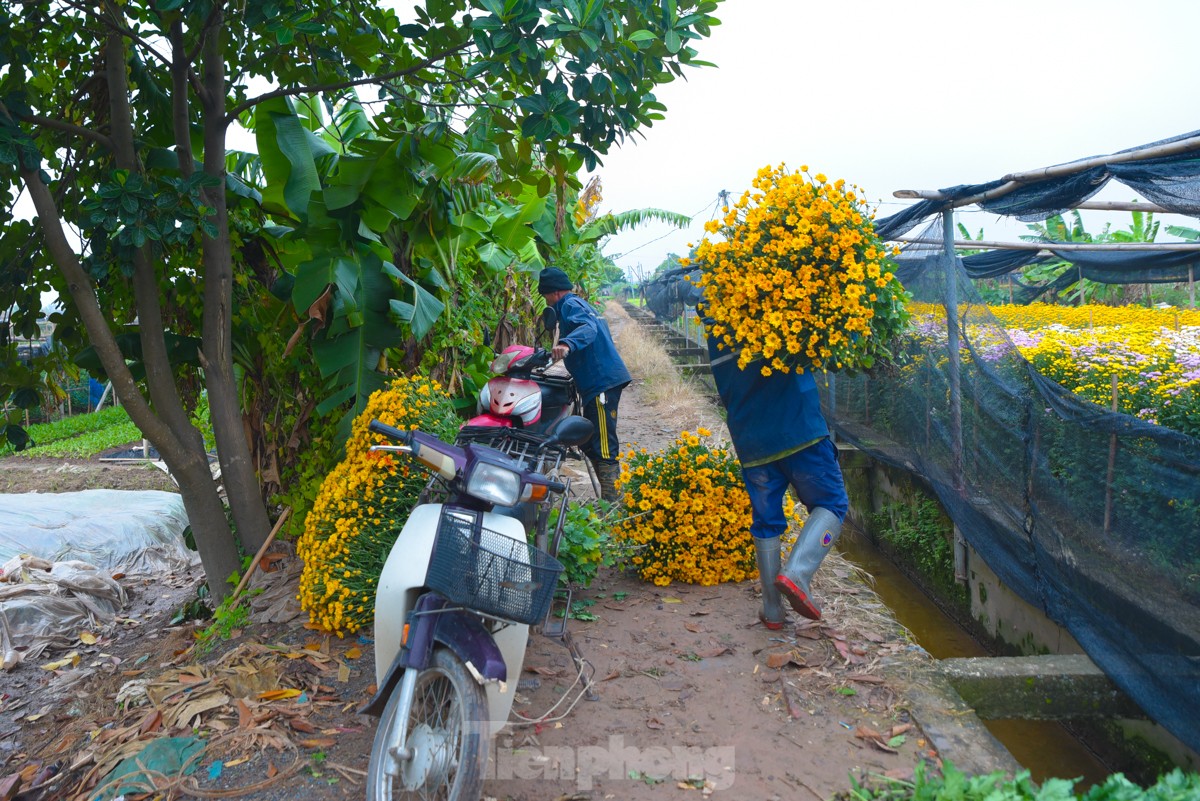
left=298, top=737, right=337, bottom=748
left=684, top=622, right=703, bottom=633
left=258, top=689, right=303, bottom=701
left=40, top=652, right=80, bottom=671
left=79, top=631, right=98, bottom=645
left=765, top=652, right=794, bottom=670
left=344, top=647, right=362, bottom=660
left=237, top=699, right=254, bottom=729
left=646, top=717, right=665, bottom=730
left=138, top=710, right=162, bottom=735
left=697, top=646, right=731, bottom=659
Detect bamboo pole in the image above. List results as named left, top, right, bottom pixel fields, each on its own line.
left=895, top=237, right=1200, bottom=252
left=894, top=132, right=1200, bottom=210
left=1102, top=376, right=1119, bottom=537
left=1190, top=265, right=1195, bottom=309
left=892, top=193, right=1172, bottom=214
left=943, top=211, right=964, bottom=494
left=228, top=507, right=292, bottom=606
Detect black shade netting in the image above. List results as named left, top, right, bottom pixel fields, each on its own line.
left=817, top=249, right=1200, bottom=753
left=641, top=267, right=703, bottom=320
left=876, top=129, right=1200, bottom=235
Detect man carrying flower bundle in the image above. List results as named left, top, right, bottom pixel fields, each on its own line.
left=538, top=266, right=631, bottom=503
left=687, top=163, right=907, bottom=624
left=703, top=321, right=849, bottom=626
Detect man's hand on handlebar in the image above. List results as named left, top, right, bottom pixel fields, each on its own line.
left=551, top=342, right=570, bottom=362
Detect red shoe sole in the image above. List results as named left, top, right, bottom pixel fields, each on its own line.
left=758, top=612, right=785, bottom=631
left=775, top=575, right=821, bottom=620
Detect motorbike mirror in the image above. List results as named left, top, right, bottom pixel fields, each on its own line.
left=539, top=414, right=594, bottom=451
left=541, top=306, right=557, bottom=333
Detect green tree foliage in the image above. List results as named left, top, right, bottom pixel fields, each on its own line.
left=1020, top=210, right=1159, bottom=305
left=0, top=0, right=722, bottom=600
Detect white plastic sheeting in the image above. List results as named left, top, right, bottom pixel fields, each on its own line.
left=0, top=489, right=195, bottom=574
left=0, top=556, right=126, bottom=669
left=0, top=490, right=197, bottom=670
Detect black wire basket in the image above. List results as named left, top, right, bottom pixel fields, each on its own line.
left=426, top=511, right=563, bottom=625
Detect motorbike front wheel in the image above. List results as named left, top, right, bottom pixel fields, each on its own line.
left=367, top=648, right=490, bottom=801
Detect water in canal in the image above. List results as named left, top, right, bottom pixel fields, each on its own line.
left=837, top=529, right=1113, bottom=790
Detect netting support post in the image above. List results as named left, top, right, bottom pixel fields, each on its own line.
left=942, top=211, right=965, bottom=494
left=1103, top=374, right=1119, bottom=537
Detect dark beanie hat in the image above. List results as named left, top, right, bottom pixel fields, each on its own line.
left=538, top=267, right=573, bottom=294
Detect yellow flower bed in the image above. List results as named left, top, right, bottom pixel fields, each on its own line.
left=686, top=164, right=910, bottom=375
left=988, top=302, right=1200, bottom=330
left=615, top=429, right=799, bottom=586
left=905, top=301, right=1200, bottom=437
left=297, top=376, right=459, bottom=636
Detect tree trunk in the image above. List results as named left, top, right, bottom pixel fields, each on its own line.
left=21, top=167, right=243, bottom=602
left=198, top=8, right=271, bottom=553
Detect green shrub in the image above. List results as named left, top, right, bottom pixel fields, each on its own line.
left=547, top=500, right=620, bottom=588
left=838, top=761, right=1200, bottom=801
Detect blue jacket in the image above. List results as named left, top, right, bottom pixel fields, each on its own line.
left=553, top=293, right=631, bottom=405
left=705, top=333, right=829, bottom=466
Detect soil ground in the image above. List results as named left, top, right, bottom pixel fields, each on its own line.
left=0, top=305, right=944, bottom=801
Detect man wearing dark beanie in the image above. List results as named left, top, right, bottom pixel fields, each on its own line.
left=538, top=267, right=630, bottom=503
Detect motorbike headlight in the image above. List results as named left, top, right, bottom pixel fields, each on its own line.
left=465, top=460, right=522, bottom=507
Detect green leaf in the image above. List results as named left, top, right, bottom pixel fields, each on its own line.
left=383, top=263, right=446, bottom=339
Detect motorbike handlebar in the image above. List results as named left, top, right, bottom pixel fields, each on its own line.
left=369, top=420, right=414, bottom=444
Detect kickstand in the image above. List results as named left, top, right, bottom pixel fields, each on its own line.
left=580, top=451, right=602, bottom=499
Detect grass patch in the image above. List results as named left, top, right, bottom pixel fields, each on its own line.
left=10, top=407, right=144, bottom=459
left=607, top=302, right=722, bottom=435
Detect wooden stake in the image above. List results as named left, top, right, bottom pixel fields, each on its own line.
left=1102, top=376, right=1119, bottom=537
left=229, top=507, right=292, bottom=605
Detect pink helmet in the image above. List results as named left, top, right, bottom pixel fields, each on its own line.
left=477, top=375, right=543, bottom=426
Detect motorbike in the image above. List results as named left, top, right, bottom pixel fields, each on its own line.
left=463, top=307, right=602, bottom=497
left=360, top=411, right=595, bottom=801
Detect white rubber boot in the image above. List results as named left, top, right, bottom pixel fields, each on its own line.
left=753, top=536, right=786, bottom=630
left=775, top=507, right=842, bottom=620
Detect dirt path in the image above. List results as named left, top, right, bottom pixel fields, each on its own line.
left=0, top=304, right=941, bottom=801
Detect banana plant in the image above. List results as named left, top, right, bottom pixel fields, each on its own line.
left=253, top=97, right=545, bottom=437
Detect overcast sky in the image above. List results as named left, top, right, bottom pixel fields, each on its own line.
left=593, top=0, right=1200, bottom=280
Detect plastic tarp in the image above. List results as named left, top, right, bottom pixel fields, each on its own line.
left=0, top=490, right=197, bottom=670
left=0, top=489, right=195, bottom=574
left=0, top=556, right=127, bottom=669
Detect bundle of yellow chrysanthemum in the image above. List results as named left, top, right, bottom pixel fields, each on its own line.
left=686, top=164, right=910, bottom=376
left=297, top=376, right=459, bottom=636
left=614, top=429, right=799, bottom=587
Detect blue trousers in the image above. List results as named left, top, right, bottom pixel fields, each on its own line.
left=582, top=386, right=622, bottom=467
left=742, top=438, right=848, bottom=540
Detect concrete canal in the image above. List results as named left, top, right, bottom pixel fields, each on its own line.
left=837, top=528, right=1113, bottom=788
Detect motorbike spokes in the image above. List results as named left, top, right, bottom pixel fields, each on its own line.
left=368, top=649, right=488, bottom=801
